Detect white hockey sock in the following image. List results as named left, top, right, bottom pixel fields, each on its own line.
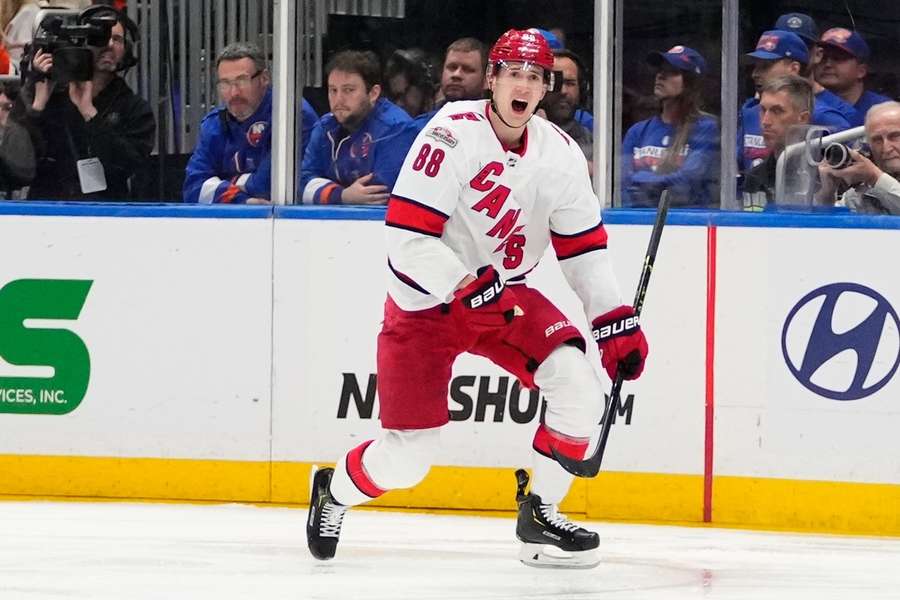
left=530, top=448, right=575, bottom=505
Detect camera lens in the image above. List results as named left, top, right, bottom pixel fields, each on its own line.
left=823, top=142, right=853, bottom=169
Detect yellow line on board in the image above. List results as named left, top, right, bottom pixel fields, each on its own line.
left=1, top=455, right=898, bottom=537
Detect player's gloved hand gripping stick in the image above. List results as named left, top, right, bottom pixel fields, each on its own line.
left=553, top=190, right=671, bottom=478
left=454, top=265, right=523, bottom=332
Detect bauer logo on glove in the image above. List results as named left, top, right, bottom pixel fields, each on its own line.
left=592, top=314, right=640, bottom=342
left=591, top=306, right=648, bottom=380
left=464, top=278, right=505, bottom=309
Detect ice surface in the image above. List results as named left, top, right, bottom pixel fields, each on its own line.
left=1, top=500, right=898, bottom=599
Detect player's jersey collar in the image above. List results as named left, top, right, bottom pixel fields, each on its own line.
left=485, top=102, right=529, bottom=157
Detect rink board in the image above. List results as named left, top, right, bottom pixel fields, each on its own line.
left=0, top=206, right=898, bottom=535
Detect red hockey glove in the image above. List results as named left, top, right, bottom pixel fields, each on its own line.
left=454, top=266, right=522, bottom=333
left=592, top=305, right=648, bottom=380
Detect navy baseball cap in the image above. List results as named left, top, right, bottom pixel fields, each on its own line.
left=746, top=30, right=809, bottom=64
left=818, top=27, right=871, bottom=62
left=774, top=13, right=818, bottom=44
left=646, top=45, right=706, bottom=75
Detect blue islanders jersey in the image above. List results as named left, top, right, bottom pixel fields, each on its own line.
left=620, top=114, right=719, bottom=207
left=299, top=97, right=414, bottom=204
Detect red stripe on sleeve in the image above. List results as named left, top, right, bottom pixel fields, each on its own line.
left=551, top=224, right=609, bottom=260
left=532, top=423, right=589, bottom=460
left=385, top=196, right=448, bottom=237
left=346, top=440, right=385, bottom=499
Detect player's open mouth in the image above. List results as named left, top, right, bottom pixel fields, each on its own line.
left=511, top=100, right=528, bottom=113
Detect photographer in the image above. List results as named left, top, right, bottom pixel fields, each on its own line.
left=815, top=101, right=900, bottom=215
left=24, top=6, right=155, bottom=201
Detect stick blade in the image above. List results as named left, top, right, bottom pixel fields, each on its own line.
left=551, top=447, right=601, bottom=478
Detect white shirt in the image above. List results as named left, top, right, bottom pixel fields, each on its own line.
left=3, top=4, right=40, bottom=74
left=385, top=99, right=623, bottom=320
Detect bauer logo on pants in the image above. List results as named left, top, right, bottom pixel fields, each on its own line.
left=781, top=282, right=900, bottom=401
left=0, top=279, right=93, bottom=415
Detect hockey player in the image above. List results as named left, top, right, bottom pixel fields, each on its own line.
left=307, top=29, right=648, bottom=569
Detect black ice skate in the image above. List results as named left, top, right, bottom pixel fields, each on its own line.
left=515, top=469, right=600, bottom=569
left=306, top=466, right=349, bottom=560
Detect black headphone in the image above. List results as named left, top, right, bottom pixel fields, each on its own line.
left=78, top=5, right=140, bottom=71
left=553, top=49, right=590, bottom=107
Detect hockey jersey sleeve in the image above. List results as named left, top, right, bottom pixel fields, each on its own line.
left=384, top=121, right=471, bottom=302
left=551, top=142, right=624, bottom=322
left=183, top=115, right=252, bottom=204
left=298, top=119, right=345, bottom=204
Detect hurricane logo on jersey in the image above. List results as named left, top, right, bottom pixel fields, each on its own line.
left=247, top=121, right=267, bottom=147
left=781, top=283, right=900, bottom=401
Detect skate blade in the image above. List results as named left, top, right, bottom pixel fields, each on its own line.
left=518, top=543, right=600, bottom=569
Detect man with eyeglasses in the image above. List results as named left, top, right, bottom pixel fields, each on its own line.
left=25, top=6, right=155, bottom=201
left=184, top=42, right=319, bottom=204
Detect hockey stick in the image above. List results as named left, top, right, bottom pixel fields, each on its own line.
left=552, top=189, right=672, bottom=478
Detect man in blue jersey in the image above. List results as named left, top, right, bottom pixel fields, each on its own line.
left=183, top=42, right=319, bottom=204
left=299, top=50, right=413, bottom=205
left=738, top=30, right=852, bottom=173
left=742, top=75, right=812, bottom=206
left=815, top=28, right=891, bottom=128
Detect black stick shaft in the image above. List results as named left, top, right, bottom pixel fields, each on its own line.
left=552, top=190, right=671, bottom=477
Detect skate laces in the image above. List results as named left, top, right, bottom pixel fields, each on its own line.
left=539, top=503, right=580, bottom=533
left=319, top=501, right=348, bottom=538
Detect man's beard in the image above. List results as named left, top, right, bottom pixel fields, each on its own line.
left=545, top=95, right=575, bottom=124
left=338, top=106, right=371, bottom=132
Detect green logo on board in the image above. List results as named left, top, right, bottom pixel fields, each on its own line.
left=0, top=279, right=93, bottom=415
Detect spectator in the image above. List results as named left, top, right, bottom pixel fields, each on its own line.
left=774, top=12, right=818, bottom=46
left=299, top=50, right=412, bottom=205
left=534, top=28, right=593, bottom=132
left=742, top=75, right=812, bottom=205
left=24, top=5, right=155, bottom=200
left=738, top=30, right=852, bottom=172
left=539, top=49, right=592, bottom=170
left=0, top=0, right=39, bottom=75
left=773, top=14, right=857, bottom=138
left=815, top=101, right=900, bottom=215
left=413, top=38, right=487, bottom=129
left=385, top=48, right=435, bottom=118
left=815, top=28, right=891, bottom=127
left=0, top=81, right=35, bottom=197
left=620, top=45, right=719, bottom=207
left=184, top=42, right=318, bottom=204
left=434, top=37, right=487, bottom=108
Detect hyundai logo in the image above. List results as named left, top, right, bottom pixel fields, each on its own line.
left=781, top=283, right=899, bottom=400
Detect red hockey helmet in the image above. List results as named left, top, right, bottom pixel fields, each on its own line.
left=488, top=28, right=555, bottom=76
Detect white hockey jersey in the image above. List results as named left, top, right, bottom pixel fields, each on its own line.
left=386, top=100, right=623, bottom=321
